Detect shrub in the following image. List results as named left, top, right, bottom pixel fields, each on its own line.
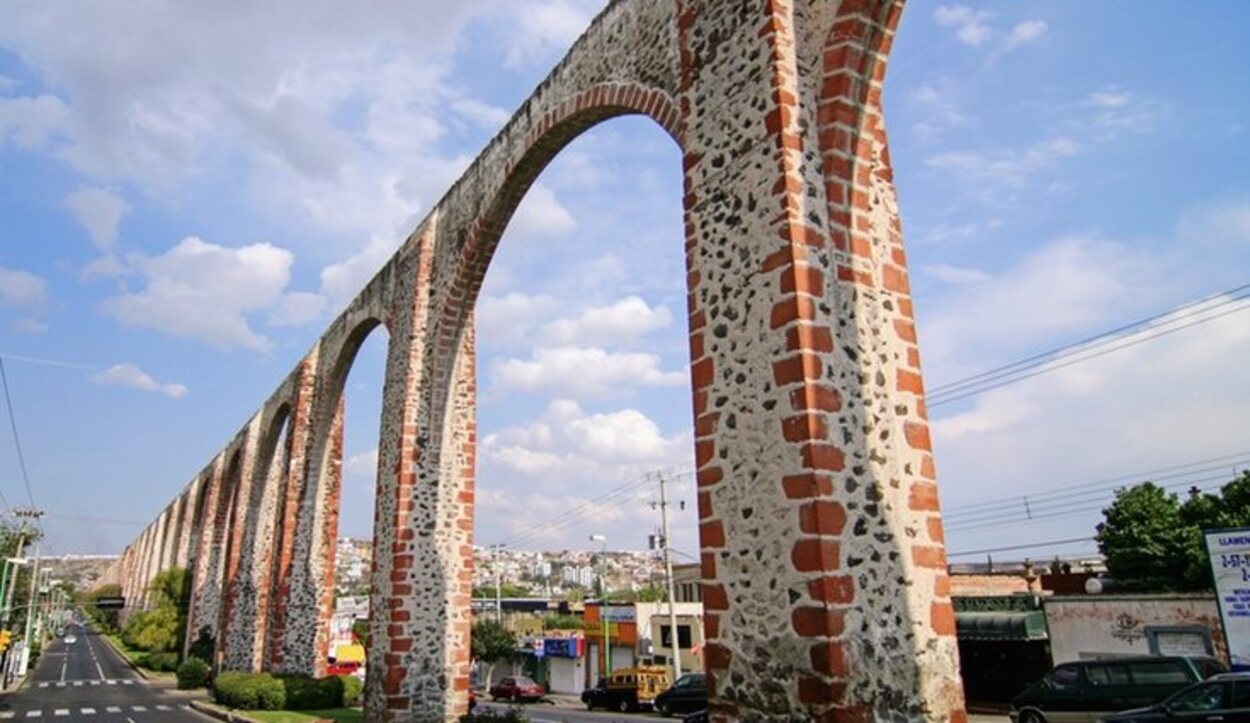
left=460, top=707, right=529, bottom=723
left=143, top=651, right=179, bottom=672
left=281, top=674, right=339, bottom=710
left=213, top=671, right=286, bottom=711
left=176, top=658, right=210, bottom=689
left=339, top=674, right=363, bottom=706
left=188, top=626, right=216, bottom=662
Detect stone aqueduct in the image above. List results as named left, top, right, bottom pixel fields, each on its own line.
left=103, top=1, right=968, bottom=720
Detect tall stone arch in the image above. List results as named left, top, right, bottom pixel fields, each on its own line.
left=106, top=2, right=965, bottom=720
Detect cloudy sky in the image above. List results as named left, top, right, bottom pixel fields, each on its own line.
left=1, top=2, right=1248, bottom=567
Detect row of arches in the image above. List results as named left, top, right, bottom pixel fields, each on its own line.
left=107, top=1, right=964, bottom=721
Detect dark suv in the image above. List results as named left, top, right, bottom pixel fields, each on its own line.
left=1104, top=672, right=1250, bottom=723
left=1011, top=656, right=1227, bottom=723
left=654, top=673, right=707, bottom=717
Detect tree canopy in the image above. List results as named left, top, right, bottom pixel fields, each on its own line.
left=1096, top=472, right=1250, bottom=591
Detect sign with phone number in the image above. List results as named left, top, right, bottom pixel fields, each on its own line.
left=1206, top=528, right=1250, bottom=670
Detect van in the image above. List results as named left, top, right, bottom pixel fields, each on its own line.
left=1011, top=656, right=1227, bottom=723
left=581, top=666, right=672, bottom=712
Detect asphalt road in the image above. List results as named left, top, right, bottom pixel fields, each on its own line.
left=0, top=618, right=214, bottom=721
left=480, top=700, right=681, bottom=723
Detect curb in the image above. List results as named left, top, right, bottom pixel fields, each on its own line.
left=189, top=700, right=263, bottom=723
left=96, top=633, right=151, bottom=681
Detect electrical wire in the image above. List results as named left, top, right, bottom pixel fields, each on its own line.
left=0, top=357, right=34, bottom=517
left=945, top=472, right=1232, bottom=534
left=942, top=449, right=1250, bottom=518
left=928, top=287, right=1250, bottom=408
left=944, top=455, right=1250, bottom=526
left=947, top=535, right=1097, bottom=559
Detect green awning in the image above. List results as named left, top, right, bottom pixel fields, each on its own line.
left=956, top=611, right=1048, bottom=641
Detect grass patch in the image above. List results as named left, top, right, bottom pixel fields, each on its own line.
left=247, top=710, right=363, bottom=723
left=104, top=634, right=147, bottom=666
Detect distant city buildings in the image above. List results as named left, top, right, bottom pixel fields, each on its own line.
left=331, top=538, right=670, bottom=598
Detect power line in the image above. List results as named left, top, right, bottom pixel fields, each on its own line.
left=947, top=536, right=1097, bottom=559
left=945, top=472, right=1233, bottom=534
left=943, top=449, right=1250, bottom=518
left=0, top=357, right=37, bottom=516
left=928, top=285, right=1250, bottom=407
left=498, top=467, right=694, bottom=551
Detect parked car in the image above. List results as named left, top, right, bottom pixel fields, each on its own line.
left=1103, top=672, right=1250, bottom=723
left=582, top=667, right=672, bottom=712
left=655, top=673, right=708, bottom=716
left=1011, top=656, right=1227, bottom=723
left=490, top=675, right=545, bottom=703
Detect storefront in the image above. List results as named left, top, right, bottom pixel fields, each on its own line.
left=954, top=595, right=1051, bottom=704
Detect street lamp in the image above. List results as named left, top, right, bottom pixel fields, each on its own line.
left=589, top=534, right=610, bottom=676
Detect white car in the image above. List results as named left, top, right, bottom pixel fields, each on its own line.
left=64, top=634, right=77, bottom=644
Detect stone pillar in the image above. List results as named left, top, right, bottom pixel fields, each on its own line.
left=224, top=408, right=292, bottom=672
left=267, top=354, right=319, bottom=672
left=218, top=420, right=261, bottom=670
left=362, top=224, right=453, bottom=721
left=282, top=375, right=346, bottom=677
left=677, top=1, right=964, bottom=720
left=186, top=459, right=226, bottom=646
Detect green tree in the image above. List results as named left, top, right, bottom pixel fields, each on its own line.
left=1097, top=474, right=1250, bottom=591
left=471, top=619, right=517, bottom=685
left=1096, top=483, right=1190, bottom=590
left=119, top=567, right=190, bottom=655
left=473, top=583, right=529, bottom=599
left=80, top=583, right=123, bottom=633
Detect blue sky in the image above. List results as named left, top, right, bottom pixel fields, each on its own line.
left=1, top=2, right=1248, bottom=567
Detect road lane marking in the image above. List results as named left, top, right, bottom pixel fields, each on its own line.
left=130, top=707, right=146, bottom=712
left=105, top=708, right=121, bottom=714
left=24, top=713, right=41, bottom=719
left=155, top=705, right=172, bottom=710
left=53, top=712, right=68, bottom=718
left=81, top=709, right=96, bottom=715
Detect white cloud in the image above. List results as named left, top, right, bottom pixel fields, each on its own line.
left=908, top=81, right=969, bottom=140
left=932, top=304, right=1250, bottom=513
left=934, top=5, right=992, bottom=47
left=0, top=265, right=47, bottom=307
left=502, top=2, right=594, bottom=69
left=540, top=296, right=672, bottom=348
left=926, top=137, right=1079, bottom=187
left=477, top=292, right=561, bottom=348
left=921, top=236, right=1166, bottom=377
left=93, top=363, right=187, bottom=398
left=0, top=94, right=69, bottom=151
left=1005, top=20, right=1048, bottom=50
left=923, top=264, right=991, bottom=285
left=343, top=448, right=379, bottom=480
left=317, top=236, right=405, bottom=312
left=63, top=187, right=129, bottom=251
left=269, top=291, right=327, bottom=328
left=477, top=399, right=693, bottom=542
left=103, top=237, right=299, bottom=351
left=507, top=183, right=576, bottom=238
left=491, top=346, right=686, bottom=397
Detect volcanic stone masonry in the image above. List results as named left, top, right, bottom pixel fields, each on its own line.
left=104, top=1, right=966, bottom=720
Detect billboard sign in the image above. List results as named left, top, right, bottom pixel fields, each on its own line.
left=1205, top=527, right=1250, bottom=671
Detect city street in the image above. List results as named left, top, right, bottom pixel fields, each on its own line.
left=479, top=701, right=1009, bottom=723
left=0, top=620, right=213, bottom=720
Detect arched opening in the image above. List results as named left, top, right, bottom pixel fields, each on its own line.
left=281, top=318, right=389, bottom=680
left=463, top=107, right=698, bottom=697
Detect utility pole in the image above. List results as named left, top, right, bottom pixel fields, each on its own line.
left=489, top=543, right=506, bottom=623
left=656, top=472, right=683, bottom=682
left=14, top=507, right=43, bottom=677
left=589, top=534, right=610, bottom=677
left=0, top=526, right=28, bottom=626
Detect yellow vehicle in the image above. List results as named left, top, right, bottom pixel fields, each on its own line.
left=583, top=666, right=672, bottom=712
